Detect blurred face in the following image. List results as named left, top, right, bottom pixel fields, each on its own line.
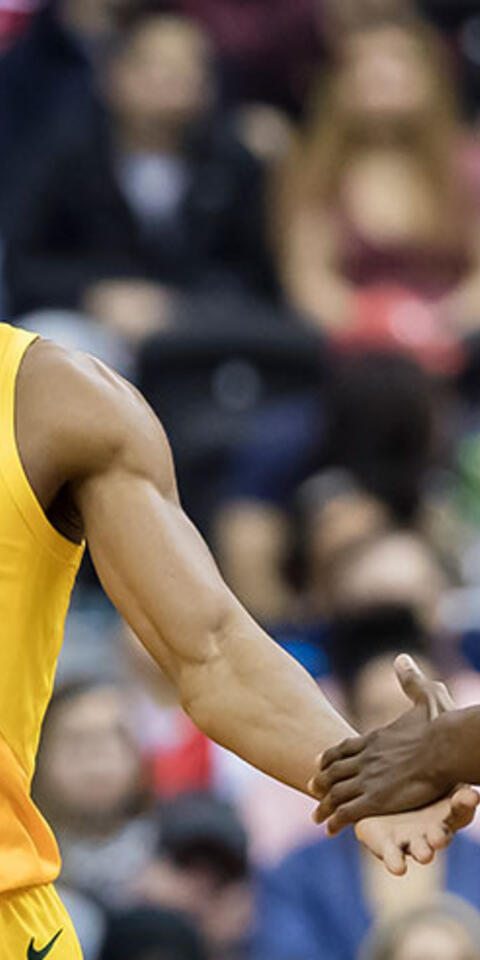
left=59, top=0, right=117, bottom=34
left=338, top=27, right=437, bottom=124
left=40, top=687, right=141, bottom=821
left=351, top=653, right=433, bottom=733
left=392, top=917, right=480, bottom=960
left=110, top=18, right=213, bottom=127
left=331, top=533, right=446, bottom=631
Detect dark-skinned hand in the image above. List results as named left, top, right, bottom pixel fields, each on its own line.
left=309, top=655, right=459, bottom=834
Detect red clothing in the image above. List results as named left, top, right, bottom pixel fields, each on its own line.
left=174, top=0, right=323, bottom=110
left=147, top=713, right=213, bottom=800
left=325, top=138, right=480, bottom=372
left=332, top=137, right=480, bottom=300
left=0, top=2, right=40, bottom=52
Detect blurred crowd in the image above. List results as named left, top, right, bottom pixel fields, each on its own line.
left=6, top=0, right=480, bottom=957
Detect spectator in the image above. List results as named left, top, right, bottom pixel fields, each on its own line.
left=0, top=0, right=41, bottom=53
left=320, top=351, right=437, bottom=522
left=305, top=516, right=447, bottom=629
left=0, top=0, right=125, bottom=218
left=56, top=884, right=107, bottom=960
left=324, top=0, right=414, bottom=37
left=33, top=679, right=157, bottom=907
left=100, top=905, right=207, bottom=960
left=131, top=792, right=253, bottom=959
left=214, top=349, right=440, bottom=623
left=274, top=14, right=480, bottom=337
left=168, top=0, right=323, bottom=114
left=253, top=609, right=480, bottom=960
left=359, top=894, right=480, bottom=960
left=4, top=10, right=270, bottom=334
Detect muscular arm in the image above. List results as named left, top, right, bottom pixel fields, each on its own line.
left=81, top=472, right=354, bottom=793
left=17, top=341, right=478, bottom=871
left=18, top=341, right=354, bottom=794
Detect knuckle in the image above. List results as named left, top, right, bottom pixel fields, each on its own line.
left=322, top=749, right=335, bottom=768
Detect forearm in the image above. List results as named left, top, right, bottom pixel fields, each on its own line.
left=78, top=431, right=355, bottom=797
left=180, top=599, right=355, bottom=796
left=433, top=707, right=480, bottom=787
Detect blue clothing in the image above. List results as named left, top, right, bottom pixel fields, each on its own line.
left=220, top=395, right=323, bottom=508
left=253, top=829, right=480, bottom=960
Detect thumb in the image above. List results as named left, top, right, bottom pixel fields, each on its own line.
left=394, top=654, right=430, bottom=705
left=394, top=654, right=455, bottom=717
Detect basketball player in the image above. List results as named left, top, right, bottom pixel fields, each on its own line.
left=0, top=324, right=476, bottom=959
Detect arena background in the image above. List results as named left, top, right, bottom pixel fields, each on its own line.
left=4, top=1, right=480, bottom=957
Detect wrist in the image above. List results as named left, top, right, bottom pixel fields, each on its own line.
left=428, top=711, right=462, bottom=790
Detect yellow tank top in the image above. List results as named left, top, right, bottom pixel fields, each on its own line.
left=0, top=323, right=84, bottom=893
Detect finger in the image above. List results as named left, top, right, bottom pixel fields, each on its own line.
left=446, top=788, right=479, bottom=832
left=395, top=655, right=454, bottom=719
left=309, top=757, right=361, bottom=798
left=433, top=683, right=455, bottom=713
left=409, top=836, right=434, bottom=865
left=426, top=822, right=450, bottom=851
left=394, top=654, right=430, bottom=705
left=321, top=737, right=366, bottom=770
left=327, top=798, right=370, bottom=835
left=424, top=683, right=455, bottom=720
left=382, top=838, right=407, bottom=877
left=314, top=779, right=362, bottom=823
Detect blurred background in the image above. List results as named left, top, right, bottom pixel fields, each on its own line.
left=7, top=0, right=480, bottom=957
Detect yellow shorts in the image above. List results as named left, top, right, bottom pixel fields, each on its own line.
left=0, top=884, right=83, bottom=960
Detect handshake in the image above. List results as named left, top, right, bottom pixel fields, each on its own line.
left=309, top=655, right=480, bottom=875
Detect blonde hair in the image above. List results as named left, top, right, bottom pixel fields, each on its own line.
left=273, top=17, right=463, bottom=246
left=359, top=894, right=480, bottom=960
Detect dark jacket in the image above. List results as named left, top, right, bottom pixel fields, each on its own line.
left=0, top=4, right=97, bottom=219
left=4, top=108, right=271, bottom=316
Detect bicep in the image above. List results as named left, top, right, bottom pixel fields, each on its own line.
left=22, top=342, right=234, bottom=685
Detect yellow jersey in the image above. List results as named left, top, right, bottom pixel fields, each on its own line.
left=0, top=323, right=84, bottom=893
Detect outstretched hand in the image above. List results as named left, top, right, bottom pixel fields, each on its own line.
left=355, top=787, right=479, bottom=876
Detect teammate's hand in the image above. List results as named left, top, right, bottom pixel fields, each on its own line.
left=309, top=655, right=457, bottom=831
left=394, top=653, right=455, bottom=718
left=354, top=787, right=479, bottom=876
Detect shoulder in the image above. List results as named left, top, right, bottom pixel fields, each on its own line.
left=18, top=337, right=173, bottom=489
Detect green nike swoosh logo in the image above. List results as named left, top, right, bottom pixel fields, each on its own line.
left=27, top=929, right=63, bottom=960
